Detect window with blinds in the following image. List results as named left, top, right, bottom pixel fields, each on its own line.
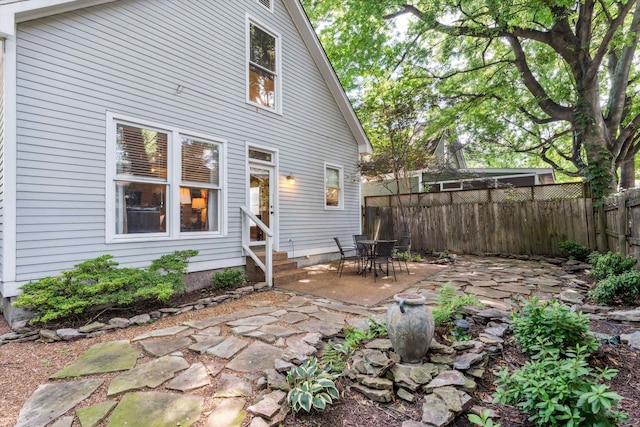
left=116, top=124, right=168, bottom=179
left=109, top=116, right=224, bottom=238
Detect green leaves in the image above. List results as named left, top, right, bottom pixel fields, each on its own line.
left=511, top=298, right=597, bottom=356
left=13, top=250, right=198, bottom=324
left=286, top=358, right=340, bottom=413
left=494, top=345, right=627, bottom=426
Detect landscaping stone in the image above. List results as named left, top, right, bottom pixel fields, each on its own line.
left=167, top=362, right=211, bottom=391
left=128, top=314, right=151, bottom=326
left=483, top=322, right=510, bottom=337
left=247, top=397, right=281, bottom=419
left=76, top=400, right=117, bottom=427
left=282, top=339, right=318, bottom=364
left=39, top=329, right=60, bottom=342
left=259, top=324, right=300, bottom=338
left=227, top=315, right=278, bottom=327
left=453, top=352, right=486, bottom=370
left=309, top=310, right=347, bottom=324
left=204, top=336, right=248, bottom=359
left=132, top=325, right=190, bottom=341
left=358, top=375, right=394, bottom=390
left=107, top=355, right=189, bottom=397
left=226, top=342, right=286, bottom=372
left=277, top=312, right=309, bottom=324
left=265, top=369, right=289, bottom=391
left=189, top=335, right=225, bottom=353
left=51, top=341, right=138, bottom=379
left=50, top=417, right=74, bottom=427
left=15, top=379, right=103, bottom=427
left=206, top=398, right=247, bottom=427
left=107, top=392, right=203, bottom=427
left=422, top=393, right=454, bottom=427
left=296, top=319, right=343, bottom=338
left=424, top=370, right=467, bottom=391
left=300, top=332, right=324, bottom=348
left=140, top=336, right=193, bottom=357
left=352, top=383, right=392, bottom=402
left=214, top=373, right=253, bottom=398
left=108, top=318, right=129, bottom=328
left=621, top=330, right=640, bottom=350
left=78, top=322, right=106, bottom=333
left=397, top=387, right=417, bottom=402
left=560, top=289, right=585, bottom=304
left=608, top=309, right=640, bottom=322
left=56, top=328, right=85, bottom=341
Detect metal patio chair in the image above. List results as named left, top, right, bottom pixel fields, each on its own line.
left=370, top=240, right=397, bottom=282
left=392, top=236, right=411, bottom=274
left=334, top=237, right=360, bottom=277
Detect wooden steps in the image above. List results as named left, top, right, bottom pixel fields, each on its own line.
left=245, top=250, right=308, bottom=286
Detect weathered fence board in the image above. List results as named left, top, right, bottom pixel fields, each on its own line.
left=364, top=184, right=596, bottom=256
left=603, top=188, right=640, bottom=266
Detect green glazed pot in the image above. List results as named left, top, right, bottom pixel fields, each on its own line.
left=386, top=293, right=435, bottom=363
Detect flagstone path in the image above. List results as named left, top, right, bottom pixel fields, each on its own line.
left=11, top=256, right=640, bottom=427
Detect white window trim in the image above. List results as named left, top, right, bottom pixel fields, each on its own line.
left=105, top=112, right=227, bottom=243
left=245, top=13, right=282, bottom=115
left=324, top=162, right=344, bottom=210
left=257, top=0, right=274, bottom=13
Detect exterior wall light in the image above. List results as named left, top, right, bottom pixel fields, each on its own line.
left=286, top=173, right=295, bottom=185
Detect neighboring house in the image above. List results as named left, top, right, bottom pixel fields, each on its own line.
left=362, top=132, right=554, bottom=199
left=0, top=0, right=371, bottom=321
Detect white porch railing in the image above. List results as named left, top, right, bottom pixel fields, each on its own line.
left=240, top=206, right=273, bottom=286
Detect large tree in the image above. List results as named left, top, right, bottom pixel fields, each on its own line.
left=302, top=0, right=640, bottom=198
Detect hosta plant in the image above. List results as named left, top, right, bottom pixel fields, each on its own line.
left=286, top=357, right=339, bottom=413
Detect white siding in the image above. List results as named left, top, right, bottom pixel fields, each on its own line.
left=0, top=42, right=5, bottom=279
left=14, top=0, right=361, bottom=281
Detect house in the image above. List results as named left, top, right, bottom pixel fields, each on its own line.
left=0, top=0, right=371, bottom=322
left=362, top=132, right=555, bottom=199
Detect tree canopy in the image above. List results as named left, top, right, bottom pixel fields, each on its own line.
left=302, top=0, right=640, bottom=197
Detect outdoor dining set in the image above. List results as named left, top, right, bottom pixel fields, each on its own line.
left=333, top=235, right=411, bottom=282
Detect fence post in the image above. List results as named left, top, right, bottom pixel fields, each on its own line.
left=618, top=192, right=627, bottom=256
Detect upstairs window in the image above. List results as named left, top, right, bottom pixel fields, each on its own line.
left=325, top=164, right=343, bottom=209
left=247, top=17, right=280, bottom=112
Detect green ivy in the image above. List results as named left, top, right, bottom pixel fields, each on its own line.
left=13, top=250, right=198, bottom=324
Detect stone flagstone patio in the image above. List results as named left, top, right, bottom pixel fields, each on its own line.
left=9, top=256, right=640, bottom=427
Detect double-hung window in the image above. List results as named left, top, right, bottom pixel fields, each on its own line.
left=180, top=137, right=220, bottom=233
left=108, top=115, right=224, bottom=240
left=247, top=16, right=280, bottom=112
left=114, top=123, right=169, bottom=235
left=325, top=163, right=343, bottom=209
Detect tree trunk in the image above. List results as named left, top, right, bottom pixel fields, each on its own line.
left=619, top=157, right=636, bottom=189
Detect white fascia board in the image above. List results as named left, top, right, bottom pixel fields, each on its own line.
left=282, top=0, right=372, bottom=154
left=0, top=0, right=116, bottom=31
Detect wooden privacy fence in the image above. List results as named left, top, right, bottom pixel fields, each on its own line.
left=363, top=183, right=596, bottom=256
left=602, top=188, right=640, bottom=266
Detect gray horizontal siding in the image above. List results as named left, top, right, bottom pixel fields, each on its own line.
left=0, top=47, right=5, bottom=281
left=14, top=0, right=361, bottom=281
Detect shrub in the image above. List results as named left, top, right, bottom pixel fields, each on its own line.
left=411, top=253, right=423, bottom=262
left=588, top=251, right=637, bottom=280
left=13, top=250, right=198, bottom=324
left=589, top=270, right=640, bottom=305
left=511, top=298, right=597, bottom=355
left=211, top=268, right=247, bottom=289
left=286, top=357, right=339, bottom=413
left=558, top=240, right=591, bottom=261
left=468, top=410, right=500, bottom=427
left=494, top=345, right=627, bottom=426
left=432, top=282, right=481, bottom=326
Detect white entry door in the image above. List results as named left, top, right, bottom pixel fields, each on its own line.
left=248, top=155, right=276, bottom=245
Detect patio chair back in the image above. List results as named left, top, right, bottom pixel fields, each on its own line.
left=374, top=240, right=396, bottom=258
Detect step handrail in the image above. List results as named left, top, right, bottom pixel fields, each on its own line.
left=240, top=206, right=273, bottom=286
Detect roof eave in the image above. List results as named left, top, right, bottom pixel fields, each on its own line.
left=282, top=0, right=372, bottom=154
